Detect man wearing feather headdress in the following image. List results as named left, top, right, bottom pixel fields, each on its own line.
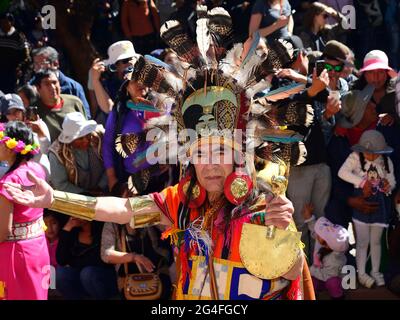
left=3, top=6, right=329, bottom=300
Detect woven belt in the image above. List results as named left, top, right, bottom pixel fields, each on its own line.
left=7, top=217, right=45, bottom=241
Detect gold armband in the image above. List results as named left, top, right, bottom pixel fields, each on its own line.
left=49, top=190, right=96, bottom=221
left=129, top=196, right=161, bottom=229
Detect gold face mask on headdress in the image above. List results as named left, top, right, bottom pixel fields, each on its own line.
left=182, top=86, right=238, bottom=137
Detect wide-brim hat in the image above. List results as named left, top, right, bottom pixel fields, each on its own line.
left=104, top=41, right=139, bottom=66
left=359, top=50, right=397, bottom=78
left=351, top=129, right=393, bottom=154
left=337, top=84, right=374, bottom=128
left=58, top=112, right=97, bottom=144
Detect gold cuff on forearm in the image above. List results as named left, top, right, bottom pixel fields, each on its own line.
left=49, top=190, right=96, bottom=221
left=129, top=196, right=161, bottom=229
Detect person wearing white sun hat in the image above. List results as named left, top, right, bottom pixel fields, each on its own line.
left=48, top=112, right=108, bottom=196
left=89, top=41, right=139, bottom=116
left=350, top=50, right=399, bottom=127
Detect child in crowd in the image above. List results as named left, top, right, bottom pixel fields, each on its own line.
left=303, top=204, right=349, bottom=299
left=338, top=130, right=396, bottom=288
left=43, top=210, right=61, bottom=268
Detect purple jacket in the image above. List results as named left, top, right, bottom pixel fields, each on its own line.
left=103, top=108, right=151, bottom=175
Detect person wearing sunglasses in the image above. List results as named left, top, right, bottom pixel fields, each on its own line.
left=299, top=2, right=348, bottom=53
left=319, top=40, right=353, bottom=125
left=89, top=41, right=139, bottom=119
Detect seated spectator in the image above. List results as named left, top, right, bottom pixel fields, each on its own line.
left=249, top=0, right=293, bottom=42
left=303, top=205, right=349, bottom=299
left=43, top=210, right=62, bottom=268
left=48, top=112, right=107, bottom=195
left=89, top=41, right=138, bottom=116
left=101, top=223, right=173, bottom=299
left=32, top=70, right=87, bottom=141
left=0, top=94, right=51, bottom=178
left=31, top=46, right=91, bottom=118
left=56, top=218, right=118, bottom=300
left=17, top=84, right=39, bottom=108
left=298, top=2, right=347, bottom=52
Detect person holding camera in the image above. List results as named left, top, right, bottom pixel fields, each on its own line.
left=0, top=94, right=51, bottom=179
left=89, top=41, right=139, bottom=120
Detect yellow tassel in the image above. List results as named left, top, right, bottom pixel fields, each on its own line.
left=161, top=227, right=183, bottom=246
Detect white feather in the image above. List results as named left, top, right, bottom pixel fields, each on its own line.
left=235, top=53, right=263, bottom=87
left=160, top=20, right=180, bottom=37
left=219, top=43, right=242, bottom=78
left=250, top=99, right=272, bottom=115
left=208, top=7, right=230, bottom=16
left=196, top=18, right=210, bottom=66
left=245, top=79, right=272, bottom=99
left=296, top=142, right=307, bottom=166
left=164, top=72, right=183, bottom=92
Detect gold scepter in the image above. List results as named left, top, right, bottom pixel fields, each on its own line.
left=239, top=129, right=303, bottom=280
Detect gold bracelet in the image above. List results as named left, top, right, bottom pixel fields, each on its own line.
left=49, top=190, right=96, bottom=221
left=129, top=196, right=161, bottom=229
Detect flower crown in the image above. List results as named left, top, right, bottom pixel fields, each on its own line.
left=0, top=123, right=40, bottom=155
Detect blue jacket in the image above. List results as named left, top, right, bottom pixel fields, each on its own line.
left=58, top=71, right=91, bottom=119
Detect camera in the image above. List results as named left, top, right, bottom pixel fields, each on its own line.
left=100, top=63, right=115, bottom=82
left=315, top=60, right=325, bottom=76
left=25, top=106, right=39, bottom=121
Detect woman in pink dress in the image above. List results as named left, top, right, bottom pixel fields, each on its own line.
left=0, top=121, right=49, bottom=300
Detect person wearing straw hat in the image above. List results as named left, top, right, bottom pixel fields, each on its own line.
left=338, top=130, right=396, bottom=288
left=48, top=112, right=107, bottom=196
left=350, top=50, right=399, bottom=127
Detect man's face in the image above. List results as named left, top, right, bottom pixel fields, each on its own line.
left=193, top=143, right=234, bottom=194
left=33, top=54, right=57, bottom=72
left=324, top=58, right=344, bottom=86
left=37, top=73, right=61, bottom=105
